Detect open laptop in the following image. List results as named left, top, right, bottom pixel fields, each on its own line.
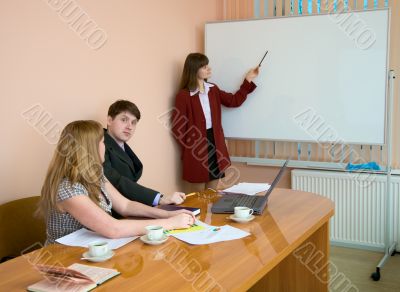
left=211, top=160, right=289, bottom=215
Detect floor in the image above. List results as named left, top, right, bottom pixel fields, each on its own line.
left=330, top=246, right=400, bottom=292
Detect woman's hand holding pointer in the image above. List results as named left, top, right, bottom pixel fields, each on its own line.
left=245, top=66, right=260, bottom=83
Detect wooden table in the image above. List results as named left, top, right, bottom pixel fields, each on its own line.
left=0, top=188, right=334, bottom=291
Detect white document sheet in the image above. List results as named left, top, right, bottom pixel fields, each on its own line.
left=56, top=228, right=138, bottom=249
left=222, top=182, right=271, bottom=196
left=170, top=221, right=250, bottom=245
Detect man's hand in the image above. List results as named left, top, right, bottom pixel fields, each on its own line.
left=159, top=192, right=186, bottom=205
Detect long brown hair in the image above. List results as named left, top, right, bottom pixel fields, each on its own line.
left=179, top=53, right=209, bottom=91
left=38, top=120, right=104, bottom=217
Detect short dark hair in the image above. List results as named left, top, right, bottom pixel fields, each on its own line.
left=180, top=53, right=209, bottom=91
left=108, top=100, right=141, bottom=120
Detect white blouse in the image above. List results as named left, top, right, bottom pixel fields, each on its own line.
left=190, top=82, right=214, bottom=129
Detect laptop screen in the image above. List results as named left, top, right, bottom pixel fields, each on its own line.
left=262, top=159, right=289, bottom=199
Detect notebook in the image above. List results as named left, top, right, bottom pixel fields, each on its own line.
left=158, top=205, right=200, bottom=216
left=27, top=263, right=120, bottom=292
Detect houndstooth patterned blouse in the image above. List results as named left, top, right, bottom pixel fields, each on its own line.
left=45, top=177, right=112, bottom=245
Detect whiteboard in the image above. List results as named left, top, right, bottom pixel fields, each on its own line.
left=205, top=9, right=389, bottom=144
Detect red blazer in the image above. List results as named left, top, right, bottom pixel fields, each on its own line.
left=172, top=80, right=256, bottom=183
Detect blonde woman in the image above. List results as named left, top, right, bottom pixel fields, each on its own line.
left=38, top=120, right=194, bottom=244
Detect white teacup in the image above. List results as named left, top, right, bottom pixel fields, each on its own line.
left=146, top=225, right=164, bottom=241
left=234, top=206, right=254, bottom=218
left=88, top=241, right=110, bottom=257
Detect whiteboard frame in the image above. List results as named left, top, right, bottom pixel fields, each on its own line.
left=205, top=8, right=391, bottom=145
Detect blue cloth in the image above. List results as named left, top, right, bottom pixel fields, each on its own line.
left=346, top=162, right=381, bottom=171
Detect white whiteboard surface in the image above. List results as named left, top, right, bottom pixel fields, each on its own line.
left=205, top=9, right=389, bottom=144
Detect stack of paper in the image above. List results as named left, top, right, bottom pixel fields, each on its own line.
left=56, top=228, right=138, bottom=249
left=222, top=182, right=271, bottom=196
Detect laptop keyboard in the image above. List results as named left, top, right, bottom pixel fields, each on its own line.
left=232, top=195, right=257, bottom=208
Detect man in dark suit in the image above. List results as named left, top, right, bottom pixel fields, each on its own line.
left=104, top=100, right=186, bottom=206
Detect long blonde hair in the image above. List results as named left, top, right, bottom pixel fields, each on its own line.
left=38, top=120, right=104, bottom=217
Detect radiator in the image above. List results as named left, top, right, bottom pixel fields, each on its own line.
left=292, top=169, right=400, bottom=250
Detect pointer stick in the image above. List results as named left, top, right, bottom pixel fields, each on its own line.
left=258, top=50, right=269, bottom=67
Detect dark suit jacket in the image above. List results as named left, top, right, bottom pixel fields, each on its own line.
left=103, top=130, right=158, bottom=206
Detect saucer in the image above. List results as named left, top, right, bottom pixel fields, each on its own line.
left=228, top=214, right=255, bottom=223
left=82, top=250, right=114, bottom=262
left=140, top=234, right=168, bottom=245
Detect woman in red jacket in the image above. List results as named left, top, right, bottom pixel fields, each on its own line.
left=172, top=53, right=259, bottom=191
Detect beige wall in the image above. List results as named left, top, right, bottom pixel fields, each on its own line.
left=0, top=0, right=223, bottom=204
